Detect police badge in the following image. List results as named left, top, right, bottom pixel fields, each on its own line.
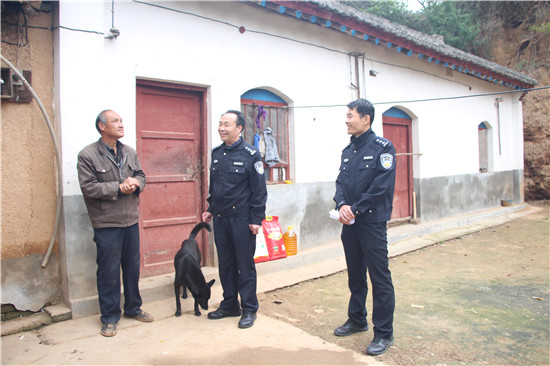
left=254, top=161, right=265, bottom=175
left=380, top=153, right=393, bottom=170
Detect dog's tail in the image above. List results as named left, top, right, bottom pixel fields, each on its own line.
left=189, top=222, right=211, bottom=240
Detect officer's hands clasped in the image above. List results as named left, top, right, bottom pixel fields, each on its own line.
left=338, top=205, right=356, bottom=225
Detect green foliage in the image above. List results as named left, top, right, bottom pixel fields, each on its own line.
left=529, top=21, right=550, bottom=36
left=345, top=1, right=549, bottom=59
left=345, top=1, right=484, bottom=53
left=529, top=21, right=550, bottom=54
left=344, top=1, right=416, bottom=25
left=419, top=1, right=483, bottom=52
left=516, top=59, right=539, bottom=72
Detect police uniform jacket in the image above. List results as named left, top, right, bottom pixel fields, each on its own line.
left=334, top=128, right=396, bottom=223
left=207, top=138, right=267, bottom=225
left=77, top=139, right=146, bottom=228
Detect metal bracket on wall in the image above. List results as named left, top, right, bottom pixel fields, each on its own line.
left=0, top=67, right=33, bottom=102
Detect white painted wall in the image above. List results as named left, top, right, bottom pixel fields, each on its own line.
left=58, top=1, right=525, bottom=195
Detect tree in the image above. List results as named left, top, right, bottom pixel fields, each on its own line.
left=345, top=1, right=549, bottom=61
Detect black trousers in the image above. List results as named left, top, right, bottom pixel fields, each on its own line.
left=213, top=215, right=258, bottom=313
left=93, top=224, right=143, bottom=325
left=341, top=221, right=395, bottom=339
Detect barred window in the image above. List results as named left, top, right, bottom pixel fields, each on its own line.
left=240, top=89, right=289, bottom=183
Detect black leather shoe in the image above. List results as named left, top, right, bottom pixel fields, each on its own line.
left=207, top=308, right=242, bottom=320
left=334, top=319, right=369, bottom=336
left=238, top=311, right=257, bottom=329
left=366, top=336, right=394, bottom=355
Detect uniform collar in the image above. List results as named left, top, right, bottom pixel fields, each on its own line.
left=224, top=137, right=243, bottom=150
left=350, top=128, right=374, bottom=147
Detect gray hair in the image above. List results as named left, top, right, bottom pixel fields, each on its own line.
left=95, top=109, right=112, bottom=133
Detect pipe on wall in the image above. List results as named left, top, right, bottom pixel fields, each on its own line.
left=1, top=54, right=62, bottom=268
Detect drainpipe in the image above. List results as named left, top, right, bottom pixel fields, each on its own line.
left=349, top=52, right=364, bottom=99
left=495, top=97, right=503, bottom=155
left=1, top=55, right=62, bottom=268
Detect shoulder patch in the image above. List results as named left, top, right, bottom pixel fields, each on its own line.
left=375, top=138, right=389, bottom=147
left=254, top=161, right=264, bottom=175
left=244, top=144, right=257, bottom=156
left=380, top=153, right=394, bottom=170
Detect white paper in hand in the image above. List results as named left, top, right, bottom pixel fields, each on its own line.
left=329, top=209, right=354, bottom=224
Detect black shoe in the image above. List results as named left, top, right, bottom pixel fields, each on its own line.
left=124, top=309, right=154, bottom=322
left=238, top=311, right=257, bottom=329
left=100, top=323, right=117, bottom=337
left=366, top=336, right=394, bottom=356
left=207, top=307, right=242, bottom=320
left=334, top=319, right=369, bottom=337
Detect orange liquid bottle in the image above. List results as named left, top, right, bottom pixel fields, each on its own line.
left=283, top=225, right=297, bottom=256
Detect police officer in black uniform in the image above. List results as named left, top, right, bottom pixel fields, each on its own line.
left=202, top=110, right=267, bottom=329
left=333, top=98, right=396, bottom=355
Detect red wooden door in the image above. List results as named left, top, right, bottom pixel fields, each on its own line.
left=383, top=114, right=413, bottom=220
left=136, top=81, right=207, bottom=277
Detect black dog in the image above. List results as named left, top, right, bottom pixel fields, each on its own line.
left=174, top=222, right=215, bottom=317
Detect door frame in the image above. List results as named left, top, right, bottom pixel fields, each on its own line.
left=382, top=115, right=413, bottom=220
left=135, top=79, right=211, bottom=266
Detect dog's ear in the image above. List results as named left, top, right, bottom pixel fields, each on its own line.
left=207, top=279, right=215, bottom=287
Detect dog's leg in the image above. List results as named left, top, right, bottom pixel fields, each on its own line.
left=175, top=282, right=182, bottom=317
left=194, top=300, right=201, bottom=316
left=182, top=286, right=188, bottom=299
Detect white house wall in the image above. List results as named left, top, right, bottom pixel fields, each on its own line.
left=57, top=1, right=525, bottom=316
left=58, top=1, right=525, bottom=187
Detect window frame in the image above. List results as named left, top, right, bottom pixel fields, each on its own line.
left=478, top=121, right=492, bottom=173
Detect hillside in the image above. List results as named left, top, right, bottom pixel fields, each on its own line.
left=360, top=1, right=550, bottom=200
left=487, top=5, right=549, bottom=200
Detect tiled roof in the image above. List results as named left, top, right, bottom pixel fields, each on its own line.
left=254, top=1, right=537, bottom=88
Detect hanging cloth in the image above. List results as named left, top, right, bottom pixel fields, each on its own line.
left=259, top=134, right=266, bottom=158
left=256, top=105, right=267, bottom=129
left=263, top=127, right=280, bottom=167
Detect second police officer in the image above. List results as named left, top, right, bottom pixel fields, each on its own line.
left=333, top=98, right=397, bottom=356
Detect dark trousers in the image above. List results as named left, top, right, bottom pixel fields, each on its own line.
left=93, top=224, right=143, bottom=324
left=341, top=221, right=395, bottom=339
left=213, top=216, right=258, bottom=313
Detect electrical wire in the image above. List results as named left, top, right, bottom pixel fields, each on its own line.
left=0, top=21, right=105, bottom=36
left=0, top=55, right=63, bottom=268
left=2, top=0, right=538, bottom=92
left=5, top=0, right=545, bottom=109
left=286, top=85, right=550, bottom=109
left=1, top=11, right=29, bottom=46
left=132, top=0, right=533, bottom=91
left=57, top=25, right=104, bottom=35
left=133, top=0, right=241, bottom=31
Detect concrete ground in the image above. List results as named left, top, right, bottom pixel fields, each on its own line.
left=1, top=204, right=538, bottom=365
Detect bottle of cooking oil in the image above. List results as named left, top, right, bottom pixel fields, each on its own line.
left=283, top=225, right=297, bottom=256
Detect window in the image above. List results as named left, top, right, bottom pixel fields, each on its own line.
left=478, top=122, right=492, bottom=173
left=240, top=89, right=289, bottom=183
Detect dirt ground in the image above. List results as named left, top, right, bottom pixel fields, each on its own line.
left=258, top=202, right=550, bottom=365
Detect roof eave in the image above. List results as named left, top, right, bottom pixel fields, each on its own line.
left=250, top=0, right=537, bottom=89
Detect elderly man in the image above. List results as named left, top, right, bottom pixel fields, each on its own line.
left=77, top=109, right=153, bottom=337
